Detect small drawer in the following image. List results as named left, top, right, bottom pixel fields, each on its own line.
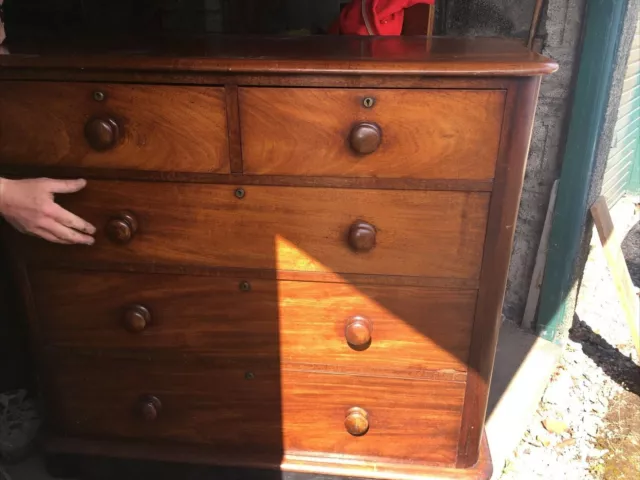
left=239, top=87, right=505, bottom=180
left=19, top=181, right=490, bottom=280
left=44, top=354, right=465, bottom=465
left=0, top=82, right=229, bottom=173
left=30, top=270, right=476, bottom=376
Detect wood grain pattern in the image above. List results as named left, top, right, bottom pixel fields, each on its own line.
left=0, top=82, right=229, bottom=173
left=0, top=36, right=558, bottom=76
left=224, top=84, right=244, bottom=174
left=0, top=164, right=494, bottom=192
left=43, top=354, right=466, bottom=465
left=457, top=77, right=542, bottom=468
left=21, top=181, right=490, bottom=280
left=0, top=69, right=515, bottom=90
left=44, top=433, right=493, bottom=480
left=240, top=88, right=505, bottom=180
left=29, top=270, right=476, bottom=376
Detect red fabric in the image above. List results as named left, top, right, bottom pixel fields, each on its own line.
left=329, top=0, right=435, bottom=36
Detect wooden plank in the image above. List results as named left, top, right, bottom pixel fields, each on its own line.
left=590, top=196, right=640, bottom=356
left=522, top=180, right=559, bottom=330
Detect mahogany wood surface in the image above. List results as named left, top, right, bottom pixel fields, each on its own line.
left=44, top=434, right=493, bottom=480
left=0, top=82, right=229, bottom=173
left=457, top=77, right=543, bottom=468
left=19, top=182, right=491, bottom=280
left=240, top=88, right=504, bottom=180
left=0, top=34, right=555, bottom=480
left=42, top=354, right=465, bottom=465
left=0, top=35, right=558, bottom=76
left=29, top=270, right=476, bottom=376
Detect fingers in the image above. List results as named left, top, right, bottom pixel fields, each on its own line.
left=31, top=227, right=73, bottom=245
left=48, top=203, right=96, bottom=235
left=47, top=178, right=87, bottom=194
left=38, top=218, right=95, bottom=245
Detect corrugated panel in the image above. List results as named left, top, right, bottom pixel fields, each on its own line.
left=603, top=18, right=640, bottom=205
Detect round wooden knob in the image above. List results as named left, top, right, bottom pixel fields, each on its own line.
left=345, top=316, right=372, bottom=348
left=123, top=305, right=150, bottom=333
left=85, top=117, right=120, bottom=151
left=138, top=395, right=162, bottom=422
left=345, top=407, right=369, bottom=436
left=105, top=211, right=138, bottom=245
left=349, top=122, right=382, bottom=155
left=348, top=221, right=377, bottom=253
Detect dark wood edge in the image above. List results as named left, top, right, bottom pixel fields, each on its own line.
left=0, top=72, right=515, bottom=89
left=0, top=57, right=559, bottom=77
left=224, top=84, right=243, bottom=174
left=43, top=432, right=492, bottom=480
left=0, top=167, right=494, bottom=193
left=456, top=77, right=542, bottom=468
left=24, top=262, right=481, bottom=290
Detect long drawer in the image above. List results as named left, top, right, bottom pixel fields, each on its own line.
left=43, top=354, right=465, bottom=465
left=20, top=181, right=490, bottom=280
left=240, top=87, right=505, bottom=179
left=30, top=270, right=476, bottom=376
left=0, top=82, right=230, bottom=173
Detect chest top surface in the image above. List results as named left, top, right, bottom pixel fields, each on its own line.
left=0, top=35, right=557, bottom=76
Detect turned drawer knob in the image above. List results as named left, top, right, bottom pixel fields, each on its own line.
left=349, top=122, right=382, bottom=155
left=137, top=395, right=162, bottom=421
left=345, top=316, right=372, bottom=348
left=105, top=211, right=138, bottom=244
left=345, top=407, right=369, bottom=436
left=85, top=116, right=120, bottom=151
left=123, top=305, right=150, bottom=333
left=348, top=221, right=377, bottom=253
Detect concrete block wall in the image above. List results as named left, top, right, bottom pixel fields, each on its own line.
left=505, top=0, right=586, bottom=324
left=447, top=0, right=586, bottom=324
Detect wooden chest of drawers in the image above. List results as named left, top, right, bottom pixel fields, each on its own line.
left=0, top=36, right=556, bottom=480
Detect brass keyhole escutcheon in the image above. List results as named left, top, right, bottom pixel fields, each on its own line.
left=93, top=91, right=106, bottom=102
left=363, top=97, right=375, bottom=108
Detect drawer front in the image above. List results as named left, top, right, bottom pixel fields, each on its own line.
left=0, top=82, right=229, bottom=173
left=45, top=355, right=464, bottom=465
left=31, top=270, right=475, bottom=376
left=21, top=181, right=490, bottom=280
left=239, top=88, right=505, bottom=179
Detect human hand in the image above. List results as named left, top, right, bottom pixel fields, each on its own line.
left=0, top=178, right=96, bottom=244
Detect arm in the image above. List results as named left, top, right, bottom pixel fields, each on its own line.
left=0, top=178, right=95, bottom=244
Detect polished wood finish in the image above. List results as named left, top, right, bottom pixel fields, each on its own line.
left=29, top=270, right=475, bottom=376
left=105, top=211, right=138, bottom=245
left=240, top=88, right=505, bottom=180
left=84, top=117, right=120, bottom=152
left=43, top=354, right=465, bottom=465
left=0, top=36, right=558, bottom=76
left=344, top=407, right=370, bottom=437
left=122, top=305, right=151, bottom=334
left=0, top=82, right=229, bottom=173
left=0, top=35, right=553, bottom=480
left=457, top=77, right=543, bottom=468
left=349, top=122, right=382, bottom=156
left=348, top=220, right=377, bottom=253
left=138, top=395, right=162, bottom=422
left=44, top=434, right=493, bottom=480
left=20, top=182, right=491, bottom=280
left=345, top=316, right=373, bottom=349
